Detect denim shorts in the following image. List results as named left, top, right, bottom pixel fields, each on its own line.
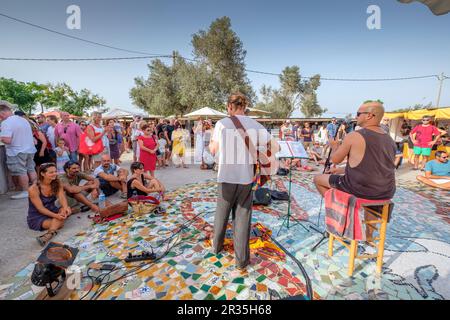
left=6, top=153, right=36, bottom=176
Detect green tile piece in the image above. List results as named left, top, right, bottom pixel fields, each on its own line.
left=217, top=294, right=227, bottom=300
left=205, top=294, right=215, bottom=300
left=189, top=286, right=198, bottom=294
left=205, top=253, right=214, bottom=259
left=236, top=285, right=246, bottom=294
left=201, top=284, right=211, bottom=292
left=192, top=273, right=201, bottom=281
left=181, top=272, right=191, bottom=279
left=214, top=261, right=223, bottom=268
left=167, top=259, right=177, bottom=266
left=133, top=236, right=143, bottom=242
left=256, top=275, right=266, bottom=282
left=232, top=277, right=245, bottom=284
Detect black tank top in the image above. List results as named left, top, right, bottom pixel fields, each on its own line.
left=127, top=176, right=148, bottom=199
left=341, top=128, right=397, bottom=200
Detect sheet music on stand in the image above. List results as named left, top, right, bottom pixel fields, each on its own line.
left=276, top=141, right=309, bottom=159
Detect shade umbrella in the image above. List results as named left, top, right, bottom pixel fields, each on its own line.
left=398, top=0, right=450, bottom=15
left=184, top=107, right=227, bottom=119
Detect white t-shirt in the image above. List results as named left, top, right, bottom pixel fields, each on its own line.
left=46, top=126, right=56, bottom=149
left=212, top=115, right=272, bottom=185
left=93, top=164, right=121, bottom=178
left=158, top=138, right=167, bottom=153
left=0, top=115, right=37, bottom=156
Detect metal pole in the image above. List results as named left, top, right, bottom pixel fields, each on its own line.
left=436, top=72, right=444, bottom=108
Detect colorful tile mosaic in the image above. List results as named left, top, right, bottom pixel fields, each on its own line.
left=0, top=172, right=448, bottom=300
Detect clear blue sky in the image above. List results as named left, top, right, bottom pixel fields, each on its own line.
left=1, top=0, right=449, bottom=116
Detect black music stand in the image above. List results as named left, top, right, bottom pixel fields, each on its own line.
left=276, top=141, right=311, bottom=236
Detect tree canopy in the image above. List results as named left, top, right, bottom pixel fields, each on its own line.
left=130, top=17, right=255, bottom=116
left=255, top=67, right=325, bottom=118
left=0, top=77, right=106, bottom=116
left=0, top=78, right=46, bottom=115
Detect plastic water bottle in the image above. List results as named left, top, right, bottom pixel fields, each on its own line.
left=99, top=191, right=106, bottom=209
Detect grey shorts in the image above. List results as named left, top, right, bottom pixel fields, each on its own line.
left=92, top=147, right=109, bottom=162
left=6, top=153, right=36, bottom=176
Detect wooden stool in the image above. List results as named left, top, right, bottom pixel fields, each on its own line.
left=328, top=201, right=392, bottom=276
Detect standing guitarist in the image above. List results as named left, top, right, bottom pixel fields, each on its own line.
left=209, top=93, right=279, bottom=270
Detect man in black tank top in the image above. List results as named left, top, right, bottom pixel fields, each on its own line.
left=314, top=100, right=396, bottom=200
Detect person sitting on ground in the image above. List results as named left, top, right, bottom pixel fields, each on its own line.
left=314, top=100, right=397, bottom=200
left=309, top=141, right=324, bottom=166
left=127, top=162, right=165, bottom=200
left=93, top=154, right=128, bottom=199
left=60, top=161, right=100, bottom=213
left=27, top=163, right=72, bottom=247
left=416, top=151, right=450, bottom=190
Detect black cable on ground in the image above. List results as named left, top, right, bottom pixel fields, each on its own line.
left=269, top=235, right=314, bottom=300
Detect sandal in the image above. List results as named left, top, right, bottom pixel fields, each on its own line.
left=36, top=230, right=57, bottom=247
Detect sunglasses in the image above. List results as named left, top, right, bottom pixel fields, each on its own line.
left=357, top=112, right=372, bottom=117
left=441, top=156, right=448, bottom=159
left=422, top=119, right=430, bottom=122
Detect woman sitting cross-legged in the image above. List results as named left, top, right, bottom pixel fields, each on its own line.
left=127, top=162, right=166, bottom=200
left=27, top=163, right=72, bottom=247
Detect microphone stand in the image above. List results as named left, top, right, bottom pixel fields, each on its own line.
left=310, top=121, right=343, bottom=251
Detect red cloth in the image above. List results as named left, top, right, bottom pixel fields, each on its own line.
left=411, top=125, right=441, bottom=148
left=325, top=188, right=390, bottom=241
left=138, top=135, right=157, bottom=171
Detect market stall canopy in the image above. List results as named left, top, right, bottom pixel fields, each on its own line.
left=103, top=108, right=134, bottom=119
left=383, top=112, right=405, bottom=119
left=42, top=111, right=77, bottom=119
left=398, top=0, right=450, bottom=15
left=184, top=107, right=227, bottom=119
left=384, top=107, right=450, bottom=120
left=436, top=107, right=450, bottom=120
left=405, top=109, right=437, bottom=120
left=246, top=107, right=272, bottom=117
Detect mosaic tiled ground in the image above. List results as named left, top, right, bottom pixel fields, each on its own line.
left=0, top=172, right=449, bottom=300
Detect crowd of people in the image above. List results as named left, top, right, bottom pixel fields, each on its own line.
left=1, top=95, right=449, bottom=269
left=0, top=101, right=175, bottom=246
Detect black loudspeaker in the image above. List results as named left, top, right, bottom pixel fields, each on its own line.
left=31, top=243, right=78, bottom=297
left=253, top=188, right=272, bottom=206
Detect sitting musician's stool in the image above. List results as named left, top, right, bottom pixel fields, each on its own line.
left=328, top=200, right=392, bottom=276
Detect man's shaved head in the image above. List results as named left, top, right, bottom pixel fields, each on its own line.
left=361, top=101, right=385, bottom=122
left=356, top=100, right=385, bottom=127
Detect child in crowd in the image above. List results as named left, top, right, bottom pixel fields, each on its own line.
left=54, top=138, right=70, bottom=174
left=158, top=132, right=167, bottom=168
